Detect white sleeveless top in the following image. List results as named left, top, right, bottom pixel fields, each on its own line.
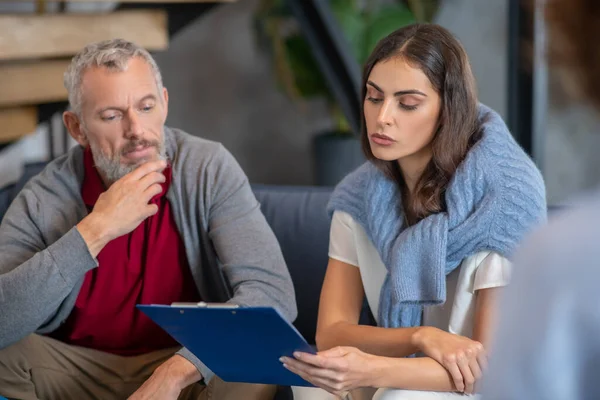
left=329, top=211, right=511, bottom=336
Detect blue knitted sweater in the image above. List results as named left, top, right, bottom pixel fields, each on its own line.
left=327, top=104, right=547, bottom=328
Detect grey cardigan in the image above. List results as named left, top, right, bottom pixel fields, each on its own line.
left=0, top=127, right=297, bottom=383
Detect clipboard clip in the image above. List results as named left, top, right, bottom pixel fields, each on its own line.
left=170, top=301, right=240, bottom=309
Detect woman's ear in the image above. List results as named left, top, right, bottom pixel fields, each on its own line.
left=63, top=111, right=88, bottom=147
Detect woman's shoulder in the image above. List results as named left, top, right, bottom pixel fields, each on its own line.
left=463, top=251, right=510, bottom=265
left=332, top=210, right=355, bottom=225
left=460, top=251, right=512, bottom=291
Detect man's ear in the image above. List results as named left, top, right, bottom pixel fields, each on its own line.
left=162, top=87, right=169, bottom=121
left=63, top=111, right=88, bottom=147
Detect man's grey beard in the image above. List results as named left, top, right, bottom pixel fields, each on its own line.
left=90, top=139, right=167, bottom=184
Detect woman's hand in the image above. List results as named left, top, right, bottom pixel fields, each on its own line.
left=412, top=326, right=487, bottom=393
left=281, top=347, right=383, bottom=398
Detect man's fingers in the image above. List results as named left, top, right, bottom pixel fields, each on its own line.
left=128, top=159, right=167, bottom=181
left=143, top=183, right=164, bottom=200
left=137, top=171, right=166, bottom=192
left=143, top=204, right=159, bottom=219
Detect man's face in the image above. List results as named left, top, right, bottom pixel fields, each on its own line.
left=72, top=57, right=169, bottom=184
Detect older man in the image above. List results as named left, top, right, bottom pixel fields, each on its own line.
left=0, top=39, right=296, bottom=400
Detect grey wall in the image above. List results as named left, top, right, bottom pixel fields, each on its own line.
left=435, top=0, right=508, bottom=120
left=544, top=91, right=600, bottom=204
left=154, top=0, right=332, bottom=186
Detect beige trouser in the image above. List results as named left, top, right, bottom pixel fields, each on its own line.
left=0, top=334, right=276, bottom=400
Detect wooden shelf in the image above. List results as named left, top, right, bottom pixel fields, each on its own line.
left=0, top=107, right=38, bottom=143
left=0, top=60, right=70, bottom=107
left=0, top=10, right=168, bottom=61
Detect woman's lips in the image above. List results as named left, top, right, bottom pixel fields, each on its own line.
left=370, top=133, right=396, bottom=146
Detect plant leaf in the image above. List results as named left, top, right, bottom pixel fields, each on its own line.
left=329, top=0, right=366, bottom=64
left=283, top=35, right=331, bottom=99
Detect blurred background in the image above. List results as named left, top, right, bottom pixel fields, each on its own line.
left=0, top=0, right=596, bottom=206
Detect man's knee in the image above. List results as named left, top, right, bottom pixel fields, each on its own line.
left=0, top=335, right=39, bottom=373
left=205, top=376, right=276, bottom=400
left=0, top=335, right=43, bottom=399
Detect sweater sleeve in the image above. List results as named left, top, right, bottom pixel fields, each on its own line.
left=204, top=145, right=298, bottom=322
left=177, top=145, right=298, bottom=382
left=0, top=188, right=97, bottom=349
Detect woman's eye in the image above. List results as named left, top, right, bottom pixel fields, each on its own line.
left=399, top=103, right=418, bottom=111
left=367, top=97, right=383, bottom=104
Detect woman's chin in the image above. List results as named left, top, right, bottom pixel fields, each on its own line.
left=371, top=148, right=402, bottom=162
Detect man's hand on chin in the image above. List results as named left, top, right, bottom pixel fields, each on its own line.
left=128, top=355, right=203, bottom=400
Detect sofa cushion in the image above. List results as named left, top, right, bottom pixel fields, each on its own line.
left=252, top=184, right=334, bottom=344
left=0, top=162, right=47, bottom=223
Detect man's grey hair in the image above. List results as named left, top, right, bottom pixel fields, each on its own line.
left=64, top=38, right=164, bottom=116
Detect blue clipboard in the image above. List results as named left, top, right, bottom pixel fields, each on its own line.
left=137, top=303, right=316, bottom=387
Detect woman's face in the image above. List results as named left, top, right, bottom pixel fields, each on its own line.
left=364, top=57, right=441, bottom=164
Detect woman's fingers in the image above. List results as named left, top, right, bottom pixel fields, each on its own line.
left=282, top=362, right=346, bottom=395
left=282, top=357, right=340, bottom=381
left=477, top=350, right=489, bottom=372
left=457, top=354, right=475, bottom=394
left=470, top=356, right=483, bottom=382
left=444, top=359, right=465, bottom=392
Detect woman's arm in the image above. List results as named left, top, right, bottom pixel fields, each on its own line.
left=374, top=286, right=500, bottom=393
left=285, top=286, right=499, bottom=395
left=315, top=258, right=421, bottom=357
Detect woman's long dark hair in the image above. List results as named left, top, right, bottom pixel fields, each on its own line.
left=361, top=23, right=483, bottom=225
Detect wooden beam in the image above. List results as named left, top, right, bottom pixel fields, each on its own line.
left=0, top=60, right=70, bottom=107
left=0, top=10, right=168, bottom=61
left=0, top=107, right=38, bottom=143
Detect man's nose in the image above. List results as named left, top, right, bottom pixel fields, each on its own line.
left=124, top=109, right=144, bottom=140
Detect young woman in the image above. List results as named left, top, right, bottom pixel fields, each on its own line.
left=282, top=23, right=547, bottom=399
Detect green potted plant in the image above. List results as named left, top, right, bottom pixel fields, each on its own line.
left=254, top=0, right=439, bottom=185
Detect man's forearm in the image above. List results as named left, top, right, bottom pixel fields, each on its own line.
left=158, top=355, right=203, bottom=390
left=77, top=213, right=112, bottom=259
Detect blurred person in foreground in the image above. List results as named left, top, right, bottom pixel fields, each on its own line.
left=482, top=1, right=600, bottom=399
